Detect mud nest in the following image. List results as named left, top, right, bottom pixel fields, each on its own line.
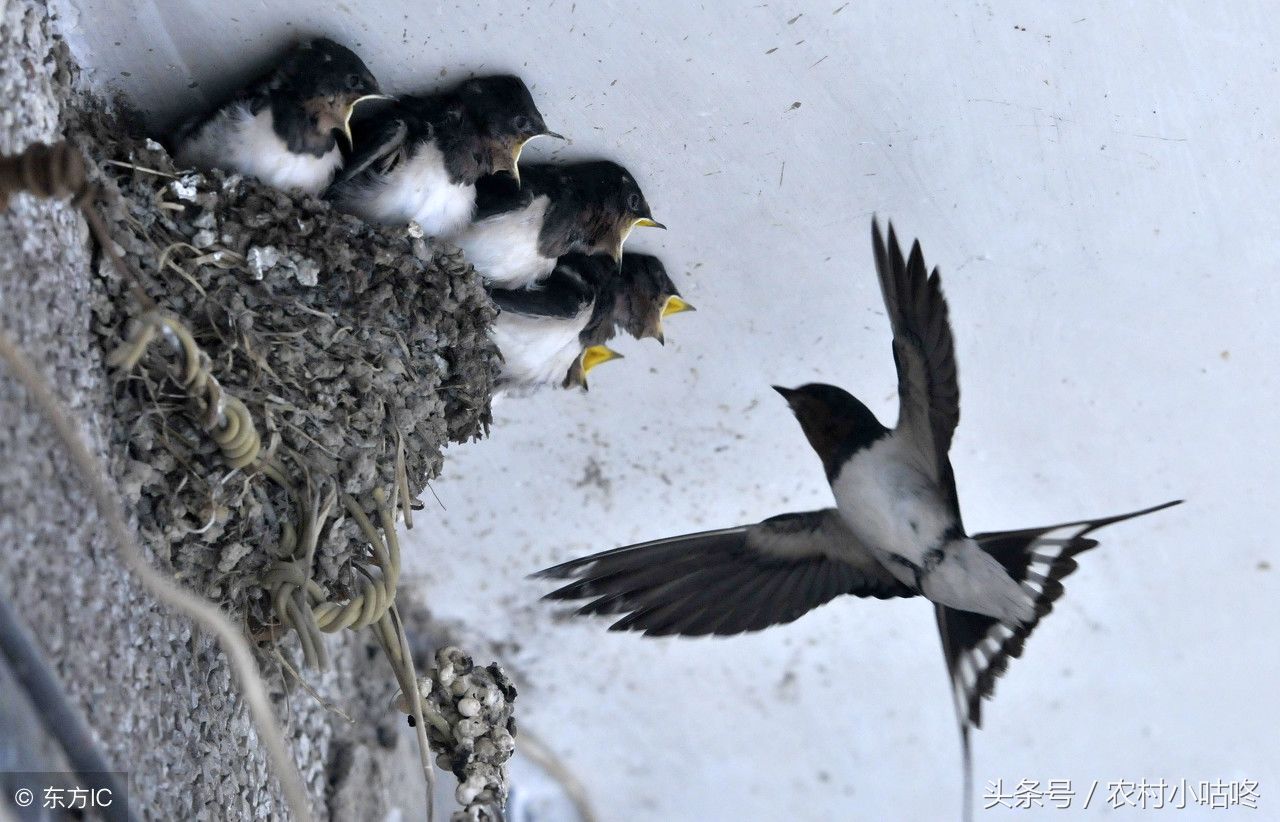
left=70, top=103, right=500, bottom=620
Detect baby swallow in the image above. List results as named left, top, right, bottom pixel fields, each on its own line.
left=559, top=252, right=693, bottom=389
left=173, top=38, right=382, bottom=195
left=562, top=344, right=626, bottom=392
left=488, top=252, right=688, bottom=395
left=606, top=252, right=695, bottom=345
left=456, top=76, right=563, bottom=186
left=454, top=160, right=664, bottom=288
left=537, top=219, right=1181, bottom=819
left=328, top=75, right=558, bottom=237
left=486, top=253, right=623, bottom=396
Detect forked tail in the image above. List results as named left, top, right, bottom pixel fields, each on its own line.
left=936, top=499, right=1182, bottom=821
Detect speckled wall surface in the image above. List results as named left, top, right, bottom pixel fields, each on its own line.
left=1, top=3, right=469, bottom=819
left=52, top=1, right=1280, bottom=819
left=1, top=4, right=321, bottom=818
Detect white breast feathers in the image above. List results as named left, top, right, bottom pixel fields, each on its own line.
left=176, top=104, right=342, bottom=195
left=451, top=195, right=554, bottom=288
left=336, top=141, right=477, bottom=237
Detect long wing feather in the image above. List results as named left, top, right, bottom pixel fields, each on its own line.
left=535, top=509, right=914, bottom=637
left=871, top=219, right=962, bottom=513
left=487, top=263, right=594, bottom=319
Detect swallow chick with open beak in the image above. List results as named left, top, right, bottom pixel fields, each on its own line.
left=173, top=37, right=382, bottom=195
left=537, top=219, right=1181, bottom=819
left=454, top=160, right=664, bottom=288
left=609, top=252, right=695, bottom=345
left=486, top=253, right=623, bottom=397
left=556, top=252, right=692, bottom=389
left=328, top=75, right=558, bottom=237
left=556, top=251, right=693, bottom=383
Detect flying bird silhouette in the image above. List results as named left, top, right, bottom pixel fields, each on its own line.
left=536, top=218, right=1181, bottom=819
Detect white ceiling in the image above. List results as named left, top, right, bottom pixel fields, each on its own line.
left=61, top=0, right=1280, bottom=819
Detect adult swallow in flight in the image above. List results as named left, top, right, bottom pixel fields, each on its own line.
left=536, top=219, right=1181, bottom=819
left=173, top=38, right=383, bottom=194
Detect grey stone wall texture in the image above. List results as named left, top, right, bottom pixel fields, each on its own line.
left=1, top=2, right=495, bottom=818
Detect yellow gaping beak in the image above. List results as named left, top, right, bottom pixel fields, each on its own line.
left=509, top=131, right=565, bottom=186
left=578, top=343, right=622, bottom=386
left=581, top=345, right=623, bottom=376
left=509, top=137, right=533, bottom=186
left=615, top=217, right=667, bottom=263
left=647, top=296, right=696, bottom=345
left=661, top=295, right=695, bottom=318
left=342, top=93, right=393, bottom=144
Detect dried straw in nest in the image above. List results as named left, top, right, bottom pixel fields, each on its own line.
left=72, top=106, right=500, bottom=626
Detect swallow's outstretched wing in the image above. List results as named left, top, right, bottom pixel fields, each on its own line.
left=871, top=219, right=962, bottom=517
left=535, top=508, right=915, bottom=637
left=936, top=500, right=1182, bottom=820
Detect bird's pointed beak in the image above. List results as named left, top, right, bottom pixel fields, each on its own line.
left=573, top=345, right=623, bottom=390
left=342, top=93, right=392, bottom=145
left=645, top=295, right=694, bottom=345
left=616, top=217, right=664, bottom=261
left=581, top=345, right=623, bottom=375
left=508, top=131, right=564, bottom=186
left=661, top=295, right=695, bottom=317
left=772, top=385, right=796, bottom=402
left=639, top=323, right=667, bottom=346
left=509, top=137, right=533, bottom=186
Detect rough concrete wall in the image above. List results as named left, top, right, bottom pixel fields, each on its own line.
left=0, top=2, right=441, bottom=818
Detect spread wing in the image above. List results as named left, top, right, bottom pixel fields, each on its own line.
left=535, top=508, right=914, bottom=637
left=871, top=219, right=961, bottom=513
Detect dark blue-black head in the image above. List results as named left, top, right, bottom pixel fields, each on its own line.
left=772, top=383, right=890, bottom=479
left=454, top=75, right=562, bottom=183
left=616, top=253, right=694, bottom=344
left=563, top=160, right=665, bottom=263
left=270, top=38, right=384, bottom=149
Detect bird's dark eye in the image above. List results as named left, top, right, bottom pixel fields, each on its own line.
left=346, top=73, right=364, bottom=90
left=627, top=192, right=642, bottom=212
left=511, top=114, right=533, bottom=133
